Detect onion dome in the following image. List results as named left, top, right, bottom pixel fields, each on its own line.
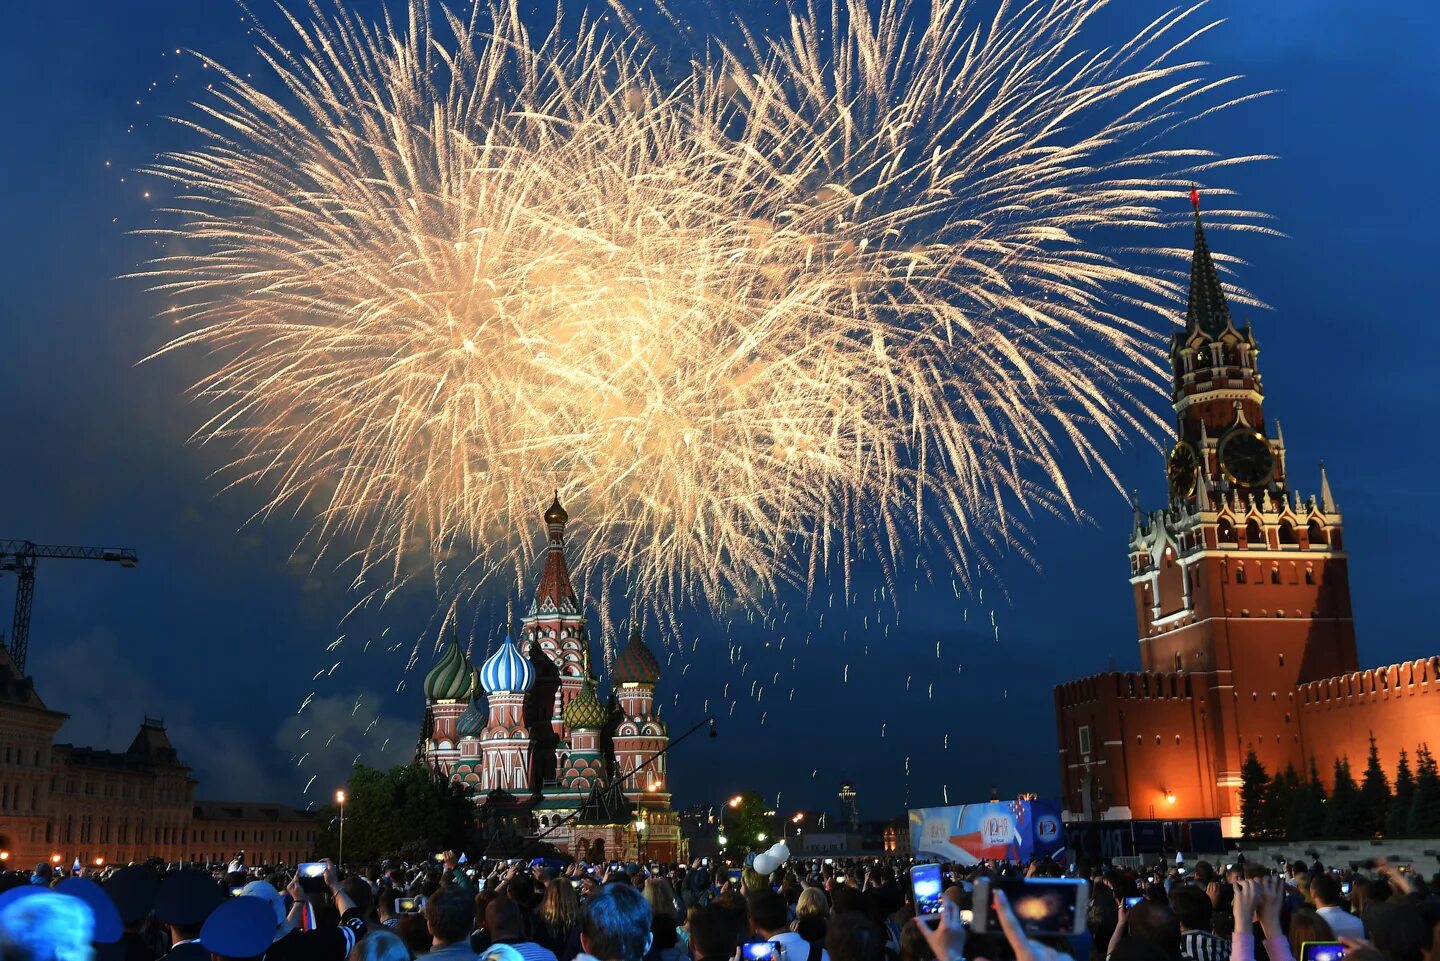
left=455, top=700, right=485, bottom=737
left=612, top=624, right=660, bottom=685
left=544, top=493, right=569, bottom=526
left=563, top=678, right=608, bottom=730
left=423, top=632, right=479, bottom=701
left=480, top=637, right=535, bottom=694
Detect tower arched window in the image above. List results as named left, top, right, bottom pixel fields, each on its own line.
left=1307, top=520, right=1327, bottom=546
left=1246, top=519, right=1263, bottom=546
left=1279, top=521, right=1296, bottom=545
left=1218, top=520, right=1236, bottom=544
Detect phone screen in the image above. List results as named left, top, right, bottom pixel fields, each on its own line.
left=911, top=863, right=944, bottom=918
left=742, top=943, right=780, bottom=961
left=1340, top=882, right=1351, bottom=895
left=1301, top=944, right=1346, bottom=961
left=298, top=862, right=326, bottom=878
left=396, top=897, right=419, bottom=913
left=727, top=868, right=742, bottom=885
left=1124, top=896, right=1144, bottom=908
left=229, top=886, right=245, bottom=897
left=977, top=878, right=1087, bottom=936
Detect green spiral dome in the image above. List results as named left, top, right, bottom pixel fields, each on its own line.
left=423, top=632, right=479, bottom=701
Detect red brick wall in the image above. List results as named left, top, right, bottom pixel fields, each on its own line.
left=1297, top=658, right=1440, bottom=785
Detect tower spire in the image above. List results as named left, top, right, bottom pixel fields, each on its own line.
left=1319, top=461, right=1336, bottom=513
left=1185, top=188, right=1233, bottom=338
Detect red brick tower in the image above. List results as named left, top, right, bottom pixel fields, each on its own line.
left=1111, top=192, right=1357, bottom=829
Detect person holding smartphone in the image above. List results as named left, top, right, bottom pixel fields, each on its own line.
left=748, top=890, right=830, bottom=961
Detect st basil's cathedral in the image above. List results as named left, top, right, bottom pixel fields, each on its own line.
left=417, top=497, right=683, bottom=862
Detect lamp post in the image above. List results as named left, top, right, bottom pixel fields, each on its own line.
left=336, top=789, right=347, bottom=870
left=718, top=794, right=742, bottom=858
left=635, top=815, right=648, bottom=863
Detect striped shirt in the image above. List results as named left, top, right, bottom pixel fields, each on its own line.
left=1182, top=929, right=1232, bottom=961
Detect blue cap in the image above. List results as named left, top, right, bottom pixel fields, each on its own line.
left=200, top=895, right=279, bottom=958
left=155, top=869, right=223, bottom=926
left=57, top=877, right=123, bottom=942
left=104, top=865, right=160, bottom=925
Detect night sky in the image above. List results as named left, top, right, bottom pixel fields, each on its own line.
left=3, top=0, right=1437, bottom=822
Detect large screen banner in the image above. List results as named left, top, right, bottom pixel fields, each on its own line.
left=908, top=799, right=1065, bottom=865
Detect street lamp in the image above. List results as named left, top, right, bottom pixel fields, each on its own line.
left=336, top=789, right=347, bottom=870
left=635, top=816, right=648, bottom=862
left=785, top=812, right=804, bottom=840
left=756, top=832, right=767, bottom=843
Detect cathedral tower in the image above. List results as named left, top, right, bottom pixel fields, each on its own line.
left=421, top=630, right=479, bottom=777
left=479, top=638, right=535, bottom=795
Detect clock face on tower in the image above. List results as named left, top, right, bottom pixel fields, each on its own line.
left=1218, top=428, right=1275, bottom=487
left=1167, top=441, right=1199, bottom=500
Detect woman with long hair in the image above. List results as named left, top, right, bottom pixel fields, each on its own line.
left=538, top=877, right=583, bottom=955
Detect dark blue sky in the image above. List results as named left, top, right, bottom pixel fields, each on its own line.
left=2, top=0, right=1437, bottom=821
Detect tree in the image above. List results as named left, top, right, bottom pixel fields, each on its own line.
left=720, top=790, right=773, bottom=854
left=1358, top=734, right=1391, bottom=837
left=314, top=763, right=477, bottom=866
left=1407, top=744, right=1440, bottom=836
left=1291, top=756, right=1328, bottom=840
left=1261, top=772, right=1294, bottom=839
left=1239, top=750, right=1269, bottom=839
left=1279, top=764, right=1303, bottom=840
left=1323, top=757, right=1364, bottom=839
left=1387, top=750, right=1415, bottom=838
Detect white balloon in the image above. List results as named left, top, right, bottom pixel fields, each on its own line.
left=753, top=853, right=777, bottom=874
left=769, top=842, right=791, bottom=865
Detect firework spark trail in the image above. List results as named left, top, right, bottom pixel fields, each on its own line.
left=139, top=0, right=1273, bottom=641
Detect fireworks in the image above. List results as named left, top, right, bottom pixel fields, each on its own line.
left=139, top=0, right=1271, bottom=631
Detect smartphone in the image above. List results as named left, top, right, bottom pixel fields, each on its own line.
left=727, top=868, right=742, bottom=885
left=825, top=858, right=834, bottom=865
left=911, top=863, right=944, bottom=920
left=1340, top=882, right=1351, bottom=895
left=971, top=878, right=1089, bottom=936
left=742, top=943, right=780, bottom=961
left=1124, top=896, right=1145, bottom=908
left=296, top=862, right=328, bottom=894
left=396, top=896, right=419, bottom=913
left=702, top=858, right=709, bottom=866
left=1301, top=943, right=1346, bottom=961
left=229, top=886, right=245, bottom=897
left=960, top=909, right=974, bottom=926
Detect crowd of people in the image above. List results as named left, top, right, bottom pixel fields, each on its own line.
left=0, top=850, right=1436, bottom=961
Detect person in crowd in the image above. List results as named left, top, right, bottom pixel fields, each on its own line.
left=350, top=928, right=415, bottom=961
left=1171, top=883, right=1231, bottom=961
left=486, top=894, right=561, bottom=961
left=396, top=913, right=436, bottom=958
left=581, top=884, right=654, bottom=961
left=644, top=879, right=686, bottom=961
left=0, top=890, right=94, bottom=961
left=239, top=861, right=367, bottom=960
left=155, top=869, right=223, bottom=960
left=423, top=886, right=483, bottom=960
left=795, top=887, right=830, bottom=959
left=1285, top=910, right=1335, bottom=961
left=827, top=912, right=886, bottom=961
left=751, top=889, right=832, bottom=961
left=537, top=878, right=582, bottom=957
left=1113, top=899, right=1184, bottom=961
left=378, top=889, right=402, bottom=930
left=344, top=876, right=378, bottom=935
left=1307, top=876, right=1364, bottom=944
left=899, top=917, right=936, bottom=961
left=688, top=904, right=743, bottom=961
left=1362, top=901, right=1430, bottom=961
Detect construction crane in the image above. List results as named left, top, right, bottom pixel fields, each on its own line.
left=0, top=541, right=138, bottom=674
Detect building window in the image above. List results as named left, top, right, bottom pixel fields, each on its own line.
left=1078, top=726, right=1092, bottom=756
left=1236, top=567, right=1246, bottom=584
left=1305, top=569, right=1315, bottom=585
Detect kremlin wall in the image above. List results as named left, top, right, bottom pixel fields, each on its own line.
left=1054, top=199, right=1440, bottom=837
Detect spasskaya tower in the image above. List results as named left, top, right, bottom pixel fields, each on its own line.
left=1048, top=190, right=1440, bottom=839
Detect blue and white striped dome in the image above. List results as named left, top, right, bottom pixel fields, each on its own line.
left=480, top=638, right=534, bottom=694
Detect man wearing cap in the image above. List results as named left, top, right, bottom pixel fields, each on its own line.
left=106, top=865, right=162, bottom=961
left=156, top=869, right=224, bottom=960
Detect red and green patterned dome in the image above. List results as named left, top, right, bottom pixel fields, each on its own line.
left=612, top=624, right=660, bottom=685
left=563, top=678, right=608, bottom=729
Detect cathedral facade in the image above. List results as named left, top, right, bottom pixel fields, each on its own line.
left=1054, top=194, right=1440, bottom=837
left=418, top=498, right=683, bottom=862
